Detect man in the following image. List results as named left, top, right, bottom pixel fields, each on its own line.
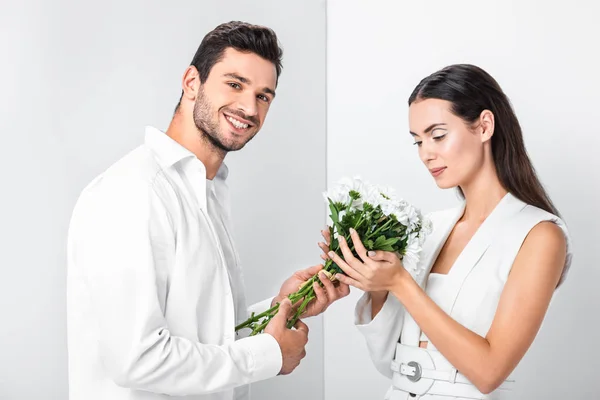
left=66, top=21, right=349, bottom=400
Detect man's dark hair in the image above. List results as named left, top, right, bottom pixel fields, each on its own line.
left=175, top=21, right=283, bottom=112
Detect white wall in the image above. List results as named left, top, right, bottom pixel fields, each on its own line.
left=0, top=0, right=326, bottom=399
left=325, top=0, right=600, bottom=399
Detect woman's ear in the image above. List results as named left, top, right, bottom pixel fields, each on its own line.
left=479, top=109, right=495, bottom=143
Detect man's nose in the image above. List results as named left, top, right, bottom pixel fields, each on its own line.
left=236, top=92, right=258, bottom=117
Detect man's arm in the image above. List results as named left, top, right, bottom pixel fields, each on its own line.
left=70, top=177, right=282, bottom=396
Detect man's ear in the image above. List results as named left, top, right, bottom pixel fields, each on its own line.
left=181, top=66, right=200, bottom=103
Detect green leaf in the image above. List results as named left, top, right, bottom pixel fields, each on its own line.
left=342, top=210, right=362, bottom=229
left=328, top=198, right=340, bottom=225
left=374, top=235, right=400, bottom=251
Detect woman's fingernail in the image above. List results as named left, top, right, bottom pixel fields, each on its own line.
left=339, top=236, right=345, bottom=242
left=368, top=251, right=376, bottom=257
left=328, top=251, right=335, bottom=258
left=350, top=228, right=356, bottom=234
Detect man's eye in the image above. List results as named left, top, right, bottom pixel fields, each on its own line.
left=228, top=82, right=241, bottom=89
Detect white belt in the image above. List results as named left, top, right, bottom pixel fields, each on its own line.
left=390, top=344, right=515, bottom=399
left=391, top=360, right=468, bottom=385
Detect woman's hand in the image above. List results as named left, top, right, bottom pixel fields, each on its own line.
left=328, top=228, right=408, bottom=292
left=317, top=227, right=331, bottom=261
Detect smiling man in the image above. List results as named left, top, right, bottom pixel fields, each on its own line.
left=66, top=21, right=349, bottom=400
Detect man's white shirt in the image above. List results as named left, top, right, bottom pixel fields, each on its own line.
left=66, top=126, right=281, bottom=400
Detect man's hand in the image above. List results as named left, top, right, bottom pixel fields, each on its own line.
left=264, top=298, right=309, bottom=375
left=273, top=263, right=350, bottom=318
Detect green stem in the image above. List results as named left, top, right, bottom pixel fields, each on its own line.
left=236, top=221, right=382, bottom=336
left=235, top=302, right=280, bottom=331
left=251, top=317, right=272, bottom=336
left=288, top=293, right=316, bottom=328
left=353, top=211, right=366, bottom=231
left=287, top=293, right=314, bottom=329
left=366, top=218, right=393, bottom=240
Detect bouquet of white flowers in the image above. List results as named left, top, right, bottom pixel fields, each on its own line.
left=235, top=176, right=432, bottom=336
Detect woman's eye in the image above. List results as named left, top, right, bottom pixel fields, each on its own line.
left=433, top=134, right=446, bottom=141
left=413, top=141, right=422, bottom=147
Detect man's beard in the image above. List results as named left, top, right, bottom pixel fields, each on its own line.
left=193, top=87, right=258, bottom=153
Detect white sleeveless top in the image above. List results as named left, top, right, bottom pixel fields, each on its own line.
left=354, top=192, right=573, bottom=400
left=400, top=192, right=571, bottom=348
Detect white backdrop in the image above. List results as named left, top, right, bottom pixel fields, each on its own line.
left=2, top=0, right=599, bottom=399
left=324, top=0, right=600, bottom=399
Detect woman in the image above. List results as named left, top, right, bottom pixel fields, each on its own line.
left=320, top=64, right=572, bottom=399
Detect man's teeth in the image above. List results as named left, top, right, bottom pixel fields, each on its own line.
left=226, top=116, right=249, bottom=129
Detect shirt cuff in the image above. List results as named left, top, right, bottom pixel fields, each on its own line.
left=237, top=333, right=283, bottom=381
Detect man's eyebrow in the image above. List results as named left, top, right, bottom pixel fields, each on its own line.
left=224, top=73, right=276, bottom=97
left=223, top=73, right=250, bottom=84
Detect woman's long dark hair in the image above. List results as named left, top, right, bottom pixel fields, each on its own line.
left=408, top=64, right=560, bottom=217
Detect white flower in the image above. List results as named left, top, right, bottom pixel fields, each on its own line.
left=393, top=207, right=410, bottom=225
left=402, top=233, right=423, bottom=276
left=376, top=184, right=398, bottom=201
left=379, top=198, right=401, bottom=217
left=322, top=186, right=350, bottom=206
left=361, top=186, right=384, bottom=209
left=419, top=216, right=433, bottom=245
left=404, top=204, right=422, bottom=229
left=324, top=176, right=369, bottom=210
left=339, top=176, right=367, bottom=196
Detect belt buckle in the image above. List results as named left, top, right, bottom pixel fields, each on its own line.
left=391, top=344, right=435, bottom=395
left=406, top=361, right=422, bottom=382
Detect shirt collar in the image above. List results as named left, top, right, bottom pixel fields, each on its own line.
left=144, top=126, right=229, bottom=181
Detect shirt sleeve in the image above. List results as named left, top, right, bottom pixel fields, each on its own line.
left=354, top=291, right=405, bottom=379
left=69, top=175, right=282, bottom=396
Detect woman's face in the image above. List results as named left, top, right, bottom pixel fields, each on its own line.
left=408, top=98, right=489, bottom=189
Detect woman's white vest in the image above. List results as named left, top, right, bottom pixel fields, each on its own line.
left=354, top=193, right=572, bottom=399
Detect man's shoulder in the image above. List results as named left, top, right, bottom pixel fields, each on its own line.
left=86, top=144, right=163, bottom=189
left=74, top=144, right=168, bottom=211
